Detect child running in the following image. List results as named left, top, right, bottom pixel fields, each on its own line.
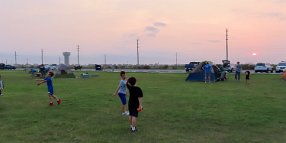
left=36, top=71, right=62, bottom=106
left=126, top=77, right=143, bottom=133
left=0, top=75, right=4, bottom=96
left=113, top=71, right=129, bottom=116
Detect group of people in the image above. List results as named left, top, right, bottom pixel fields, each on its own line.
left=2, top=69, right=144, bottom=133
left=203, top=61, right=250, bottom=84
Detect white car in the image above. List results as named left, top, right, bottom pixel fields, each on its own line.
left=276, top=62, right=286, bottom=73
left=254, top=63, right=274, bottom=73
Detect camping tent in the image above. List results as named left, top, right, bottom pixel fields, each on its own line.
left=186, top=61, right=221, bottom=82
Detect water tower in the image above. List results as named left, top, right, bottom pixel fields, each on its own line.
left=63, top=52, right=71, bottom=65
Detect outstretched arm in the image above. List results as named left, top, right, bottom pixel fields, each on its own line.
left=36, top=79, right=46, bottom=86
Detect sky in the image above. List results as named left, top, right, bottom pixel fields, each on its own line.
left=0, top=0, right=286, bottom=65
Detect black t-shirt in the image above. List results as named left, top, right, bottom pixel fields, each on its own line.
left=245, top=71, right=250, bottom=79
left=127, top=84, right=143, bottom=108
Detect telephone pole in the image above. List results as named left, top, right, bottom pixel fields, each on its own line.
left=104, top=54, right=107, bottom=65
left=77, top=44, right=80, bottom=65
left=137, top=39, right=139, bottom=65
left=41, top=49, right=44, bottom=65
left=226, top=29, right=229, bottom=61
left=14, top=51, right=17, bottom=65
left=176, top=52, right=178, bottom=68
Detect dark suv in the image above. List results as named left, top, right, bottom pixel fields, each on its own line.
left=185, top=62, right=200, bottom=72
left=4, top=65, right=16, bottom=70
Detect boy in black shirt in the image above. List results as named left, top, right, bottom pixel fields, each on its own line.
left=245, top=71, right=250, bottom=85
left=127, top=77, right=143, bottom=133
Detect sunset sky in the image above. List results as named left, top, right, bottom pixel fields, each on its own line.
left=0, top=0, right=285, bottom=65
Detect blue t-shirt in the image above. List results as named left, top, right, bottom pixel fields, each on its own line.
left=44, top=76, right=53, bottom=92
left=204, top=64, right=212, bottom=73
left=236, top=64, right=242, bottom=72
left=118, top=80, right=127, bottom=94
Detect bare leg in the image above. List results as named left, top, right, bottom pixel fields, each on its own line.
left=205, top=73, right=207, bottom=83
left=49, top=94, right=62, bottom=105
left=51, top=95, right=60, bottom=101
left=48, top=95, right=53, bottom=103
left=121, top=105, right=126, bottom=113
left=131, top=116, right=137, bottom=128
left=129, top=116, right=132, bottom=126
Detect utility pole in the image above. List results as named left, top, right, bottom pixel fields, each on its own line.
left=77, top=44, right=80, bottom=65
left=226, top=28, right=229, bottom=61
left=41, top=49, right=44, bottom=65
left=104, top=54, right=107, bottom=65
left=137, top=39, right=139, bottom=65
left=14, top=51, right=17, bottom=65
left=59, top=56, right=61, bottom=65
left=176, top=52, right=178, bottom=68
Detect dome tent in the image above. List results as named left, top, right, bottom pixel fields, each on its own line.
left=186, top=61, right=221, bottom=82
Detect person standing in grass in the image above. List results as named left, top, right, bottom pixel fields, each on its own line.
left=127, top=77, right=143, bottom=133
left=235, top=62, right=242, bottom=80
left=203, top=62, right=212, bottom=83
left=113, top=71, right=129, bottom=116
left=245, top=71, right=250, bottom=85
left=0, top=75, right=4, bottom=96
left=36, top=71, right=62, bottom=106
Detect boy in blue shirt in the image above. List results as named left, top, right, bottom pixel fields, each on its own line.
left=203, top=62, right=212, bottom=83
left=0, top=75, right=4, bottom=96
left=113, top=71, right=129, bottom=116
left=37, top=72, right=62, bottom=106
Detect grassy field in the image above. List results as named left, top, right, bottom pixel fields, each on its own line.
left=0, top=70, right=285, bottom=143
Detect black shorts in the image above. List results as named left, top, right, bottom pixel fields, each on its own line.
left=129, top=105, right=139, bottom=117
left=246, top=75, right=250, bottom=80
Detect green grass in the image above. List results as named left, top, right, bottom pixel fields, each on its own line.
left=0, top=70, right=285, bottom=143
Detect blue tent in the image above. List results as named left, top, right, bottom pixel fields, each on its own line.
left=186, top=61, right=220, bottom=82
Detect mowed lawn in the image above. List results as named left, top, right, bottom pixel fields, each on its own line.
left=0, top=70, right=285, bottom=143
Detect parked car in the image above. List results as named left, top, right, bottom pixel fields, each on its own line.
left=185, top=62, right=200, bottom=72
left=4, top=65, right=16, bottom=70
left=275, top=61, right=286, bottom=73
left=254, top=63, right=273, bottom=73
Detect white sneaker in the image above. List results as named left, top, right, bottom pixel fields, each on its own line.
left=125, top=111, right=129, bottom=116
left=122, top=111, right=129, bottom=116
